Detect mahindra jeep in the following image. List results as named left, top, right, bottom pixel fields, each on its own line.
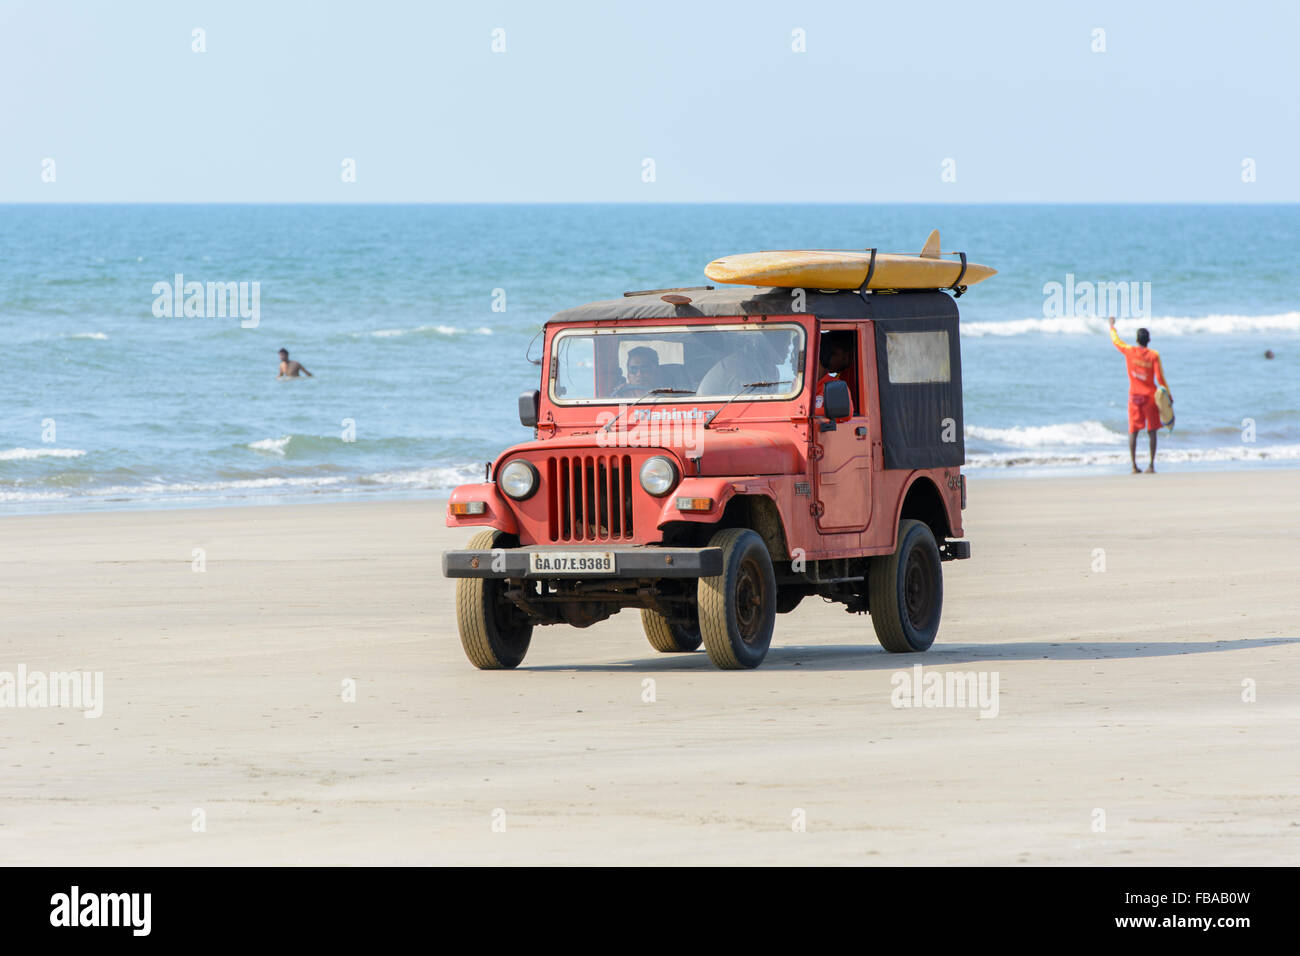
left=442, top=285, right=971, bottom=669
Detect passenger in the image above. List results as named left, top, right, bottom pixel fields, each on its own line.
left=1108, top=317, right=1170, bottom=473
left=814, top=331, right=854, bottom=423
left=612, top=346, right=659, bottom=397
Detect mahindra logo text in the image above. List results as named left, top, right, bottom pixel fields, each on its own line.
left=595, top=406, right=711, bottom=454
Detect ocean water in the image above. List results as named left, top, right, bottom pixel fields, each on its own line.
left=3, top=203, right=1298, bottom=513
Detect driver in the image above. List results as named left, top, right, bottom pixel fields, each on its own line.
left=815, top=331, right=854, bottom=423
left=612, top=346, right=660, bottom=397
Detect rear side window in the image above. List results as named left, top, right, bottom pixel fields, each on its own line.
left=885, top=330, right=951, bottom=384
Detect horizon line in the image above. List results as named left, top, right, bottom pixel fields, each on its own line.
left=1, top=199, right=1297, bottom=207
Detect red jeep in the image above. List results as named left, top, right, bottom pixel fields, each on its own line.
left=443, top=284, right=970, bottom=669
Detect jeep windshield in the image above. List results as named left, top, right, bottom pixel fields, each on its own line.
left=549, top=323, right=806, bottom=405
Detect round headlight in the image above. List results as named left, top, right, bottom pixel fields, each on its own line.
left=499, top=460, right=539, bottom=500
left=639, top=456, right=679, bottom=497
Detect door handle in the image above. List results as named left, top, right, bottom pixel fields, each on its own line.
left=855, top=426, right=868, bottom=438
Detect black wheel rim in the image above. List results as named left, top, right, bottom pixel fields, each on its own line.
left=903, top=547, right=937, bottom=630
left=735, top=555, right=765, bottom=645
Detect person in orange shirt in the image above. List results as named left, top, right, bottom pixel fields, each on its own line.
left=814, top=331, right=855, bottom=423
left=1108, top=317, right=1171, bottom=474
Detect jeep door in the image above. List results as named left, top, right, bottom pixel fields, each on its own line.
left=812, top=323, right=873, bottom=533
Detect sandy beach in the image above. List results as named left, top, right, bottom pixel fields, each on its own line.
left=2, top=469, right=1297, bottom=866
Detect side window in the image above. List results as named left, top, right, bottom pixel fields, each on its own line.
left=819, top=328, right=861, bottom=412
left=885, top=330, right=951, bottom=384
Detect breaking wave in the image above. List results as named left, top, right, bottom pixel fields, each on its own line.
left=966, top=443, right=1300, bottom=469
left=356, top=325, right=494, bottom=339
left=0, top=462, right=485, bottom=504
left=247, top=436, right=292, bottom=455
left=965, top=421, right=1127, bottom=448
left=0, top=447, right=88, bottom=461
left=962, top=312, right=1300, bottom=338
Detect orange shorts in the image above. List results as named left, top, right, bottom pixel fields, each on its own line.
left=1128, top=394, right=1161, bottom=433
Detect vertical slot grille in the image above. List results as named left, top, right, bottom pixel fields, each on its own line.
left=547, top=454, right=634, bottom=541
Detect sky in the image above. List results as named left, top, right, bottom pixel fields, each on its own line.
left=1, top=0, right=1297, bottom=203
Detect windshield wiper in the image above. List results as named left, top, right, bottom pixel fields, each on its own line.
left=703, top=380, right=791, bottom=430
left=602, top=387, right=695, bottom=433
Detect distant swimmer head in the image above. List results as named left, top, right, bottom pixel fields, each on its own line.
left=1136, top=328, right=1150, bottom=347
left=278, top=348, right=289, bottom=358
left=1265, top=349, right=1275, bottom=359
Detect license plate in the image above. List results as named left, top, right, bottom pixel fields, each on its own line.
left=528, top=551, right=615, bottom=575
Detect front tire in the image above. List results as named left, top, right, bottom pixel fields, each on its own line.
left=698, top=528, right=776, bottom=669
left=641, top=608, right=702, bottom=652
left=455, top=529, right=534, bottom=669
left=867, top=519, right=943, bottom=652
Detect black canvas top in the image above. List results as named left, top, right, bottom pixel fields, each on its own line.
left=548, top=287, right=959, bottom=324
left=873, top=314, right=966, bottom=470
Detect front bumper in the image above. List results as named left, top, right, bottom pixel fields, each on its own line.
left=442, top=545, right=723, bottom=579
left=940, top=540, right=971, bottom=561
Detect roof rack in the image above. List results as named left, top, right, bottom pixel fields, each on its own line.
left=623, top=285, right=714, bottom=298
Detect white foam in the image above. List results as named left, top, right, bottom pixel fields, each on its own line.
left=0, top=447, right=88, bottom=461
left=966, top=420, right=1128, bottom=448
left=0, top=466, right=486, bottom=504
left=361, top=325, right=495, bottom=338
left=361, top=464, right=485, bottom=489
left=65, top=332, right=108, bottom=340
left=0, top=489, right=71, bottom=501
left=963, top=312, right=1300, bottom=338
left=966, top=443, right=1300, bottom=469
left=90, top=474, right=350, bottom=496
left=247, top=436, right=292, bottom=454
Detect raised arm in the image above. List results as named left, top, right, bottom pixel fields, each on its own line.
left=1107, top=317, right=1129, bottom=352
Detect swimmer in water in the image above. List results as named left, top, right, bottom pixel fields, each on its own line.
left=277, top=348, right=313, bottom=379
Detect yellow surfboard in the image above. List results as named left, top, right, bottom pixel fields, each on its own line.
left=1155, top=385, right=1175, bottom=430
left=704, top=230, right=996, bottom=291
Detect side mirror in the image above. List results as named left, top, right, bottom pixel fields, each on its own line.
left=821, top=379, right=852, bottom=421
left=518, top=389, right=540, bottom=428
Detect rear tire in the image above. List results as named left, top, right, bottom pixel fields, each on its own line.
left=455, top=529, right=534, bottom=669
left=867, top=519, right=942, bottom=653
left=698, top=528, right=777, bottom=669
left=641, top=608, right=702, bottom=652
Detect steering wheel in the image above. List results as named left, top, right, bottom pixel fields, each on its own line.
left=610, top=382, right=649, bottom=399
